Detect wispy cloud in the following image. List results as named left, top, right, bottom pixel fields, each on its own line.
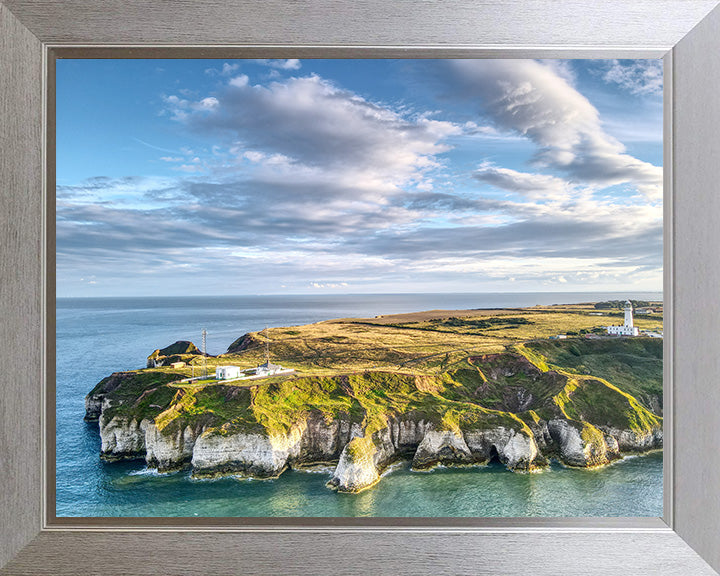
left=205, top=62, right=241, bottom=76
left=438, top=59, right=662, bottom=200
left=133, top=138, right=179, bottom=155
left=473, top=163, right=574, bottom=202
left=254, top=59, right=302, bottom=70
left=601, top=59, right=663, bottom=96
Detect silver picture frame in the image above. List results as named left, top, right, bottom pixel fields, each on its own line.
left=2, top=1, right=720, bottom=573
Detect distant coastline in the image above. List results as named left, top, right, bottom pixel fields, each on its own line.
left=84, top=300, right=663, bottom=495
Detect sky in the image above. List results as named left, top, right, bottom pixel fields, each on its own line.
left=56, top=58, right=663, bottom=297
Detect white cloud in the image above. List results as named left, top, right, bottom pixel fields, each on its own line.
left=443, top=60, right=663, bottom=200
left=310, top=281, right=348, bottom=289
left=222, top=62, right=240, bottom=75
left=254, top=59, right=302, bottom=70
left=163, top=74, right=462, bottom=219
left=243, top=150, right=265, bottom=163
left=199, top=97, right=219, bottom=109
left=602, top=59, right=663, bottom=96
left=473, top=163, right=573, bottom=201
left=205, top=62, right=241, bottom=76
left=229, top=74, right=249, bottom=88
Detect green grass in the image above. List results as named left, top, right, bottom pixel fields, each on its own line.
left=524, top=338, right=662, bottom=412
left=94, top=370, right=185, bottom=421
left=91, top=303, right=663, bottom=446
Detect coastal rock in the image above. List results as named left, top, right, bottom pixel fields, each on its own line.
left=412, top=429, right=473, bottom=469
left=99, top=415, right=148, bottom=461
left=145, top=423, right=199, bottom=472
left=297, top=416, right=360, bottom=462
left=525, top=419, right=552, bottom=451
left=191, top=422, right=306, bottom=478
left=328, top=425, right=399, bottom=492
left=390, top=418, right=432, bottom=451
left=604, top=434, right=620, bottom=458
left=599, top=426, right=663, bottom=452
left=464, top=426, right=539, bottom=471
left=86, top=332, right=664, bottom=490
left=547, top=419, right=610, bottom=467
left=84, top=395, right=105, bottom=421
left=327, top=436, right=382, bottom=492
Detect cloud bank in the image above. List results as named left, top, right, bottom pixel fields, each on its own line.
left=57, top=59, right=662, bottom=296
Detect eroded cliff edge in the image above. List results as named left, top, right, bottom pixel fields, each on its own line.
left=85, top=335, right=663, bottom=493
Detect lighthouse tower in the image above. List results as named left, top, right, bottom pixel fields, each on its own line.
left=607, top=300, right=640, bottom=336
left=623, top=300, right=634, bottom=329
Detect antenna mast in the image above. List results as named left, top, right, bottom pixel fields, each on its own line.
left=265, top=325, right=270, bottom=364
left=201, top=328, right=208, bottom=378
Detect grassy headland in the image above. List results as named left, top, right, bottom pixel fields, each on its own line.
left=88, top=301, right=663, bottom=481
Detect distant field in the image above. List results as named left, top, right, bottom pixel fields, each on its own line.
left=149, top=302, right=663, bottom=380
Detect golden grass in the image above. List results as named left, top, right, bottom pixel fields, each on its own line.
left=212, top=304, right=663, bottom=377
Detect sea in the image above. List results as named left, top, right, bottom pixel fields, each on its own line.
left=56, top=292, right=663, bottom=517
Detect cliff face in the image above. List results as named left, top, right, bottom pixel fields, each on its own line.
left=99, top=415, right=148, bottom=461
left=86, top=342, right=663, bottom=494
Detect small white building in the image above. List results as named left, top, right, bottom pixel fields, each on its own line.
left=215, top=365, right=243, bottom=380
left=255, top=361, right=284, bottom=377
left=607, top=300, right=640, bottom=336
left=643, top=331, right=663, bottom=338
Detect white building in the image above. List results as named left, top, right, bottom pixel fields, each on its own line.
left=255, top=361, right=284, bottom=377
left=215, top=365, right=243, bottom=380
left=607, top=300, right=640, bottom=336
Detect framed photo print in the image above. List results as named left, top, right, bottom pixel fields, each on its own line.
left=55, top=56, right=664, bottom=520
left=2, top=1, right=720, bottom=574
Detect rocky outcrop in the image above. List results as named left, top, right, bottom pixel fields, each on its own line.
left=464, top=426, right=539, bottom=471
left=99, top=415, right=148, bottom=461
left=412, top=430, right=473, bottom=469
left=327, top=424, right=401, bottom=492
left=328, top=436, right=383, bottom=492
left=145, top=423, right=200, bottom=472
left=147, top=340, right=202, bottom=368
left=94, top=404, right=659, bottom=492
left=388, top=418, right=432, bottom=451
left=599, top=425, right=663, bottom=452
left=84, top=372, right=136, bottom=421
left=327, top=421, right=543, bottom=492
left=87, top=336, right=664, bottom=493
left=84, top=395, right=106, bottom=421
left=547, top=419, right=619, bottom=467
left=299, top=416, right=360, bottom=462
left=192, top=423, right=306, bottom=478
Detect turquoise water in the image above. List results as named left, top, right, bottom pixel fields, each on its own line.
left=65, top=452, right=663, bottom=518
left=56, top=292, right=663, bottom=517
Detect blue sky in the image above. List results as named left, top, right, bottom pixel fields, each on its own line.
left=56, top=58, right=663, bottom=297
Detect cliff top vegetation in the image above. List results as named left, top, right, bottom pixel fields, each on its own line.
left=90, top=303, right=663, bottom=451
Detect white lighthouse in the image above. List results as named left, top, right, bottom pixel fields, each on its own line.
left=607, top=300, right=640, bottom=336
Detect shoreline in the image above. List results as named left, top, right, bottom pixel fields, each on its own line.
left=82, top=301, right=664, bottom=497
